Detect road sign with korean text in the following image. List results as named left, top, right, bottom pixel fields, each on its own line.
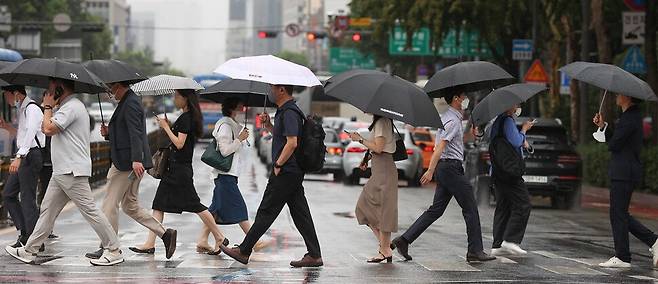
left=512, top=39, right=533, bottom=61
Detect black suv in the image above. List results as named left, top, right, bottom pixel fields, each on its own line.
left=464, top=117, right=582, bottom=209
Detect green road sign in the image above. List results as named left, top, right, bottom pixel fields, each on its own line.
left=388, top=26, right=492, bottom=58
left=329, top=47, right=376, bottom=74
left=388, top=26, right=432, bottom=55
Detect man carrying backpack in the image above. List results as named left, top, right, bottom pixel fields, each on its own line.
left=221, top=84, right=323, bottom=267
left=0, top=85, right=45, bottom=249
left=489, top=104, right=534, bottom=256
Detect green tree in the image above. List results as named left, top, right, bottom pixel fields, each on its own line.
left=275, top=50, right=310, bottom=67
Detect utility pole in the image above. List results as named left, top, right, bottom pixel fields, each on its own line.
left=529, top=0, right=539, bottom=117
left=579, top=0, right=590, bottom=144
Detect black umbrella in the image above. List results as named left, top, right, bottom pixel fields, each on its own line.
left=471, top=83, right=547, bottom=126
left=424, top=61, right=514, bottom=97
left=325, top=69, right=443, bottom=128
left=82, top=59, right=147, bottom=85
left=0, top=58, right=108, bottom=94
left=0, top=61, right=12, bottom=87
left=199, top=78, right=275, bottom=107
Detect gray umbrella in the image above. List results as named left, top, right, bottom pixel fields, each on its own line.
left=324, top=69, right=443, bottom=128
left=471, top=83, right=547, bottom=126
left=0, top=58, right=108, bottom=93
left=82, top=59, right=148, bottom=85
left=424, top=61, right=514, bottom=98
left=559, top=61, right=657, bottom=102
left=0, top=61, right=13, bottom=87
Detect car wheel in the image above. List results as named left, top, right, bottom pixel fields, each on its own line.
left=551, top=195, right=569, bottom=210
left=408, top=170, right=422, bottom=187
left=333, top=171, right=344, bottom=182
left=343, top=173, right=359, bottom=185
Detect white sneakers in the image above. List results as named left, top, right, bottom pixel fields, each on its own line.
left=90, top=249, right=124, bottom=266
left=500, top=241, right=528, bottom=255
left=598, top=256, right=631, bottom=268
left=5, top=245, right=37, bottom=264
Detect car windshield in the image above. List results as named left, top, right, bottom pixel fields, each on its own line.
left=525, top=127, right=569, bottom=146
left=412, top=132, right=432, bottom=142
left=324, top=131, right=338, bottom=143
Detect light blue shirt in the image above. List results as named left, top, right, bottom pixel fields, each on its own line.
left=436, top=107, right=464, bottom=160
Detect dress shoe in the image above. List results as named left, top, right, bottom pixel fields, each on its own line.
left=290, top=253, right=323, bottom=267
left=161, top=228, right=177, bottom=259
left=221, top=245, right=250, bottom=265
left=466, top=251, right=496, bottom=262
left=128, top=247, right=155, bottom=254
left=390, top=236, right=412, bottom=261
left=10, top=236, right=23, bottom=249
left=85, top=248, right=104, bottom=259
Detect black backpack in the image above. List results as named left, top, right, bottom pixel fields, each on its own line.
left=282, top=107, right=326, bottom=174
left=26, top=102, right=52, bottom=166
left=489, top=116, right=524, bottom=180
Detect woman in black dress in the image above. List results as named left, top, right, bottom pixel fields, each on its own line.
left=131, top=89, right=227, bottom=255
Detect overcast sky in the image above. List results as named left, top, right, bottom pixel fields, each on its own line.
left=127, top=0, right=229, bottom=76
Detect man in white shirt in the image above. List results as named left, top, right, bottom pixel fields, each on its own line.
left=4, top=78, right=123, bottom=266
left=0, top=85, right=45, bottom=249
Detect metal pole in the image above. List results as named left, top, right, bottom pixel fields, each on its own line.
left=579, top=0, right=590, bottom=144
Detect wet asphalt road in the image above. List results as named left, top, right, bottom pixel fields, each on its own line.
left=1, top=142, right=658, bottom=283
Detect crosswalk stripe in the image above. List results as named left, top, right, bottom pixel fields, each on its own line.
left=536, top=264, right=608, bottom=275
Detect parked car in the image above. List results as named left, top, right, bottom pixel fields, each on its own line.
left=342, top=127, right=423, bottom=187
left=88, top=102, right=115, bottom=123
left=411, top=128, right=435, bottom=170
left=464, top=117, right=582, bottom=209
left=314, top=128, right=344, bottom=181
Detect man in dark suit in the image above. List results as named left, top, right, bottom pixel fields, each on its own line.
left=85, top=81, right=177, bottom=259
left=594, top=93, right=658, bottom=269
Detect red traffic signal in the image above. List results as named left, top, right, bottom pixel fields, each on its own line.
left=352, top=33, right=362, bottom=42
left=306, top=32, right=327, bottom=41
left=258, top=31, right=278, bottom=39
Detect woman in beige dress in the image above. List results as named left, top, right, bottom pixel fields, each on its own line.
left=348, top=114, right=398, bottom=263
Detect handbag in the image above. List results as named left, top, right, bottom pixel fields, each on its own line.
left=392, top=124, right=408, bottom=161
left=201, top=123, right=235, bottom=172
left=147, top=145, right=171, bottom=179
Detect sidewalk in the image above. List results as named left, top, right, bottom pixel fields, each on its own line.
left=581, top=184, right=658, bottom=219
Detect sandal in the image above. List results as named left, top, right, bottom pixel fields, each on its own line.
left=367, top=251, right=392, bottom=263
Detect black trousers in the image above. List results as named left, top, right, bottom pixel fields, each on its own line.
left=401, top=160, right=484, bottom=253
left=240, top=172, right=321, bottom=258
left=492, top=176, right=531, bottom=248
left=610, top=180, right=658, bottom=263
left=2, top=149, right=42, bottom=237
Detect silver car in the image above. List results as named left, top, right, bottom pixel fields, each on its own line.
left=342, top=127, right=423, bottom=187
left=317, top=128, right=344, bottom=181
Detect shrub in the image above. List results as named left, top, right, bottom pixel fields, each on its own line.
left=579, top=143, right=658, bottom=193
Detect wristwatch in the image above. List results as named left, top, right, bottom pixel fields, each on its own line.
left=358, top=138, right=364, bottom=144
left=15, top=154, right=23, bottom=159
left=274, top=163, right=283, bottom=169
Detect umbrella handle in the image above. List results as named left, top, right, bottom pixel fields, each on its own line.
left=243, top=104, right=250, bottom=147
left=97, top=94, right=106, bottom=125
left=597, top=90, right=608, bottom=115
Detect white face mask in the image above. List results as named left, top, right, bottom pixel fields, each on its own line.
left=593, top=122, right=608, bottom=143
left=461, top=98, right=470, bottom=110
left=514, top=108, right=522, bottom=117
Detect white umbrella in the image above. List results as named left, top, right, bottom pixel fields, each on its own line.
left=132, top=74, right=204, bottom=96
left=213, top=55, right=321, bottom=87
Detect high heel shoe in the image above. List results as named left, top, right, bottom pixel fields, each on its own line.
left=129, top=247, right=155, bottom=254
left=367, top=251, right=393, bottom=263
left=209, top=238, right=229, bottom=256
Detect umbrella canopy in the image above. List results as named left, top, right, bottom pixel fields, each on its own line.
left=199, top=78, right=276, bottom=107
left=471, top=83, right=547, bottom=126
left=559, top=61, right=657, bottom=101
left=325, top=69, right=443, bottom=128
left=0, top=61, right=14, bottom=87
left=82, top=59, right=148, bottom=85
left=213, top=55, right=321, bottom=87
left=0, top=58, right=108, bottom=93
left=424, top=61, right=514, bottom=97
left=132, top=74, right=204, bottom=96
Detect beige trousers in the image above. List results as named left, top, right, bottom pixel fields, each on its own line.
left=101, top=165, right=166, bottom=237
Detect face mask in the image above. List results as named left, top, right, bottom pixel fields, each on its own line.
left=514, top=108, right=522, bottom=117
left=267, top=92, right=276, bottom=104
left=593, top=122, right=608, bottom=143
left=461, top=98, right=470, bottom=110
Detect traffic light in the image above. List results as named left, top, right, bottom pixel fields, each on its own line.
left=306, top=32, right=327, bottom=41
left=257, top=31, right=278, bottom=38
left=352, top=32, right=362, bottom=42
